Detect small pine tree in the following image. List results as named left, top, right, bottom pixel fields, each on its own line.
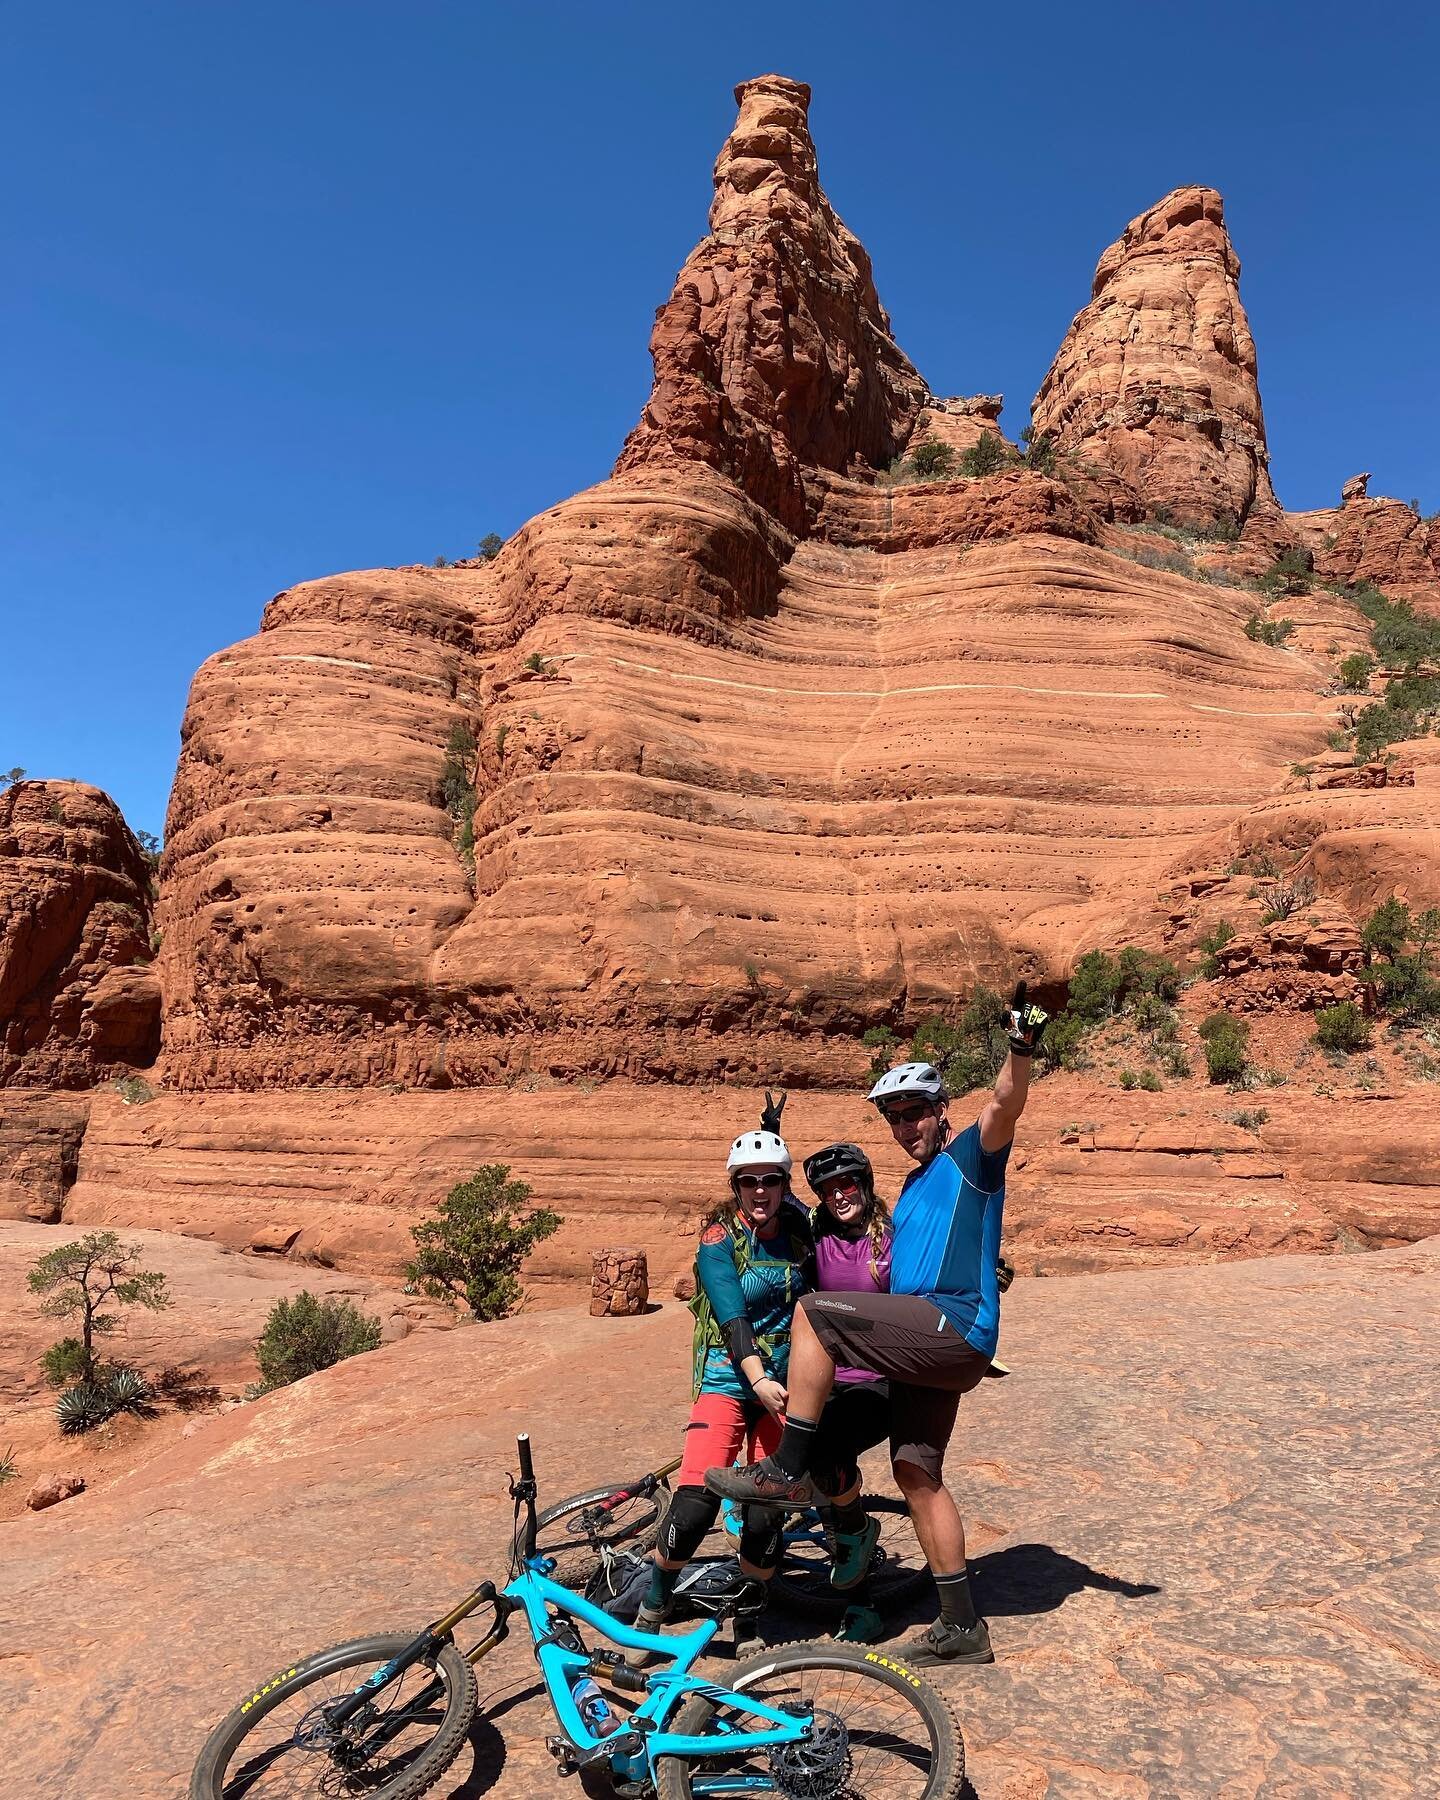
left=477, top=533, right=505, bottom=561
left=1314, top=1002, right=1370, bottom=1053
left=910, top=439, right=955, bottom=479
left=2, top=767, right=26, bottom=789
left=958, top=433, right=1013, bottom=477
left=1338, top=653, right=1375, bottom=693
left=1198, top=1012, right=1251, bottom=1083
left=26, top=1232, right=169, bottom=1376
left=408, top=1165, right=561, bottom=1321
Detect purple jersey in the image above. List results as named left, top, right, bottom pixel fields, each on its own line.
left=814, top=1227, right=892, bottom=1384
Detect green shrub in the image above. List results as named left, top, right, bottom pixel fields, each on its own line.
left=0, top=1445, right=15, bottom=1486
left=1257, top=546, right=1313, bottom=597
left=910, top=439, right=956, bottom=479
left=1351, top=673, right=1440, bottom=762
left=1132, top=992, right=1180, bottom=1039
left=861, top=1025, right=899, bottom=1079
left=1198, top=1011, right=1251, bottom=1082
left=408, top=1164, right=561, bottom=1322
left=1020, top=426, right=1056, bottom=474
left=1362, top=895, right=1412, bottom=961
left=115, top=1075, right=155, bottom=1105
left=911, top=987, right=1011, bottom=1098
left=523, top=652, right=551, bottom=674
left=958, top=433, right=1014, bottom=477
left=1227, top=1108, right=1269, bottom=1132
left=255, top=1292, right=383, bottom=1392
left=477, top=533, right=505, bottom=561
left=41, top=1337, right=92, bottom=1388
left=1162, top=1046, right=1192, bottom=1079
left=1197, top=919, right=1236, bottom=977
left=1245, top=613, right=1297, bottom=647
left=1363, top=903, right=1440, bottom=1021
left=1118, top=1068, right=1138, bottom=1091
left=1348, top=582, right=1440, bottom=670
left=1338, top=653, right=1375, bottom=692
left=1041, top=1011, right=1089, bottom=1070
left=1138, top=1069, right=1163, bottom=1092
left=1315, top=1002, right=1370, bottom=1053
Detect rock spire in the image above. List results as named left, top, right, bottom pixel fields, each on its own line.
left=1031, top=186, right=1278, bottom=528
left=616, top=75, right=928, bottom=531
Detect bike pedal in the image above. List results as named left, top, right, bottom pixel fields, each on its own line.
left=545, top=1735, right=577, bottom=1775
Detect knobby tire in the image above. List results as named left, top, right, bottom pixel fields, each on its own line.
left=189, top=1632, right=477, bottom=1800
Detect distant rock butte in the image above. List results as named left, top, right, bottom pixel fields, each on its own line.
left=152, top=82, right=1440, bottom=1095
left=0, top=781, right=159, bottom=1088
left=1032, top=186, right=1281, bottom=534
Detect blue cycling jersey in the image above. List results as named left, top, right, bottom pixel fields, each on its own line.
left=889, top=1121, right=1010, bottom=1357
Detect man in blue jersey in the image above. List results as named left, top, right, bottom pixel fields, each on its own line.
left=707, top=982, right=1048, bottom=1665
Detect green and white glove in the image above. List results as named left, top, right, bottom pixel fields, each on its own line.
left=1007, top=981, right=1049, bottom=1057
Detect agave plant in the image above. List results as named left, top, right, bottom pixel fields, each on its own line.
left=103, top=1366, right=152, bottom=1415
left=56, top=1381, right=111, bottom=1435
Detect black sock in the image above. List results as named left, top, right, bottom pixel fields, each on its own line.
left=771, top=1416, right=819, bottom=1478
left=934, top=1569, right=977, bottom=1630
left=830, top=1495, right=869, bottom=1536
left=645, top=1563, right=680, bottom=1612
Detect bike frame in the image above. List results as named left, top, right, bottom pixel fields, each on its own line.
left=333, top=1435, right=818, bottom=1794
left=505, top=1557, right=815, bottom=1788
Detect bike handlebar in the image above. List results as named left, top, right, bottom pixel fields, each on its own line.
left=517, top=1433, right=535, bottom=1485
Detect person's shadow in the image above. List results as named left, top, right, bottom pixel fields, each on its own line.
left=972, top=1542, right=1161, bottom=1616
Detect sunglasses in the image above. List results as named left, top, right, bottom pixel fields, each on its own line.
left=881, top=1100, right=934, bottom=1125
left=820, top=1178, right=862, bottom=1199
left=735, top=1172, right=786, bottom=1191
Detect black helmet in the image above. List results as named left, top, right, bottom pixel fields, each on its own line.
left=802, top=1142, right=873, bottom=1198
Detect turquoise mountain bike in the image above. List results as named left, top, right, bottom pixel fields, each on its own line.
left=189, top=1433, right=965, bottom=1799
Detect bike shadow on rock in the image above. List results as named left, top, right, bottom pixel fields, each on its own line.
left=972, top=1542, right=1161, bottom=1617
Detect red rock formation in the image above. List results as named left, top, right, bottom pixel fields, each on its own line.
left=1031, top=186, right=1279, bottom=531
left=1312, top=493, right=1440, bottom=604
left=0, top=781, right=160, bottom=1087
left=615, top=75, right=927, bottom=530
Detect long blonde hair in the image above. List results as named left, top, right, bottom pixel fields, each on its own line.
left=813, top=1182, right=891, bottom=1281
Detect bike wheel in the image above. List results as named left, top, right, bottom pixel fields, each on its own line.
left=654, top=1639, right=964, bottom=1800
left=535, top=1478, right=671, bottom=1589
left=771, top=1495, right=931, bottom=1620
left=189, top=1632, right=477, bottom=1800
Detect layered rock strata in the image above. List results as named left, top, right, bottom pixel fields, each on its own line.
left=1032, top=186, right=1280, bottom=531
left=1, top=781, right=159, bottom=1087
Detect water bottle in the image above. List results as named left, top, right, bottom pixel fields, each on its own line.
left=570, top=1676, right=620, bottom=1738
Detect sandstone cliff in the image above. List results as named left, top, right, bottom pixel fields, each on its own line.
left=1031, top=186, right=1280, bottom=532
left=615, top=75, right=928, bottom=531
left=0, top=781, right=159, bottom=1088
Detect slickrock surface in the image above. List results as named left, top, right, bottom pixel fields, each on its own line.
left=0, top=781, right=159, bottom=1087
left=61, top=1080, right=1440, bottom=1291
left=615, top=75, right=927, bottom=530
left=3, top=1241, right=1434, bottom=1798
left=1032, top=187, right=1280, bottom=532
left=0, top=1218, right=452, bottom=1517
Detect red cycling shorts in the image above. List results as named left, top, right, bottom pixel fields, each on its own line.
left=676, top=1391, right=783, bottom=1489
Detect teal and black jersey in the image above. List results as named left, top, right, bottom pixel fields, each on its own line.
left=890, top=1122, right=1009, bottom=1357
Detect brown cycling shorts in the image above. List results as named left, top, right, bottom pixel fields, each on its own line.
left=800, top=1291, right=990, bottom=1479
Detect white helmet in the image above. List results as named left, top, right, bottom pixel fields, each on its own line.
left=867, top=1062, right=947, bottom=1107
left=726, top=1130, right=793, bottom=1174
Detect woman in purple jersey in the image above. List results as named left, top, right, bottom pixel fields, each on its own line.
left=801, top=1141, right=894, bottom=1642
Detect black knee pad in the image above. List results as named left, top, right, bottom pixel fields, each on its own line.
left=661, top=1485, right=720, bottom=1563
left=739, top=1503, right=783, bottom=1572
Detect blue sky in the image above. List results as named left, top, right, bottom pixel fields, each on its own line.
left=3, top=0, right=1436, bottom=838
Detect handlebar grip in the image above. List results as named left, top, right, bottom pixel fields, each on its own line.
left=517, top=1433, right=535, bottom=1483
